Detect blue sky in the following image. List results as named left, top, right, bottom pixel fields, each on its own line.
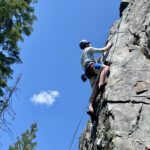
left=1, top=0, right=121, bottom=150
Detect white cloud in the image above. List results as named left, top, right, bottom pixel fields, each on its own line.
left=31, top=90, right=60, bottom=106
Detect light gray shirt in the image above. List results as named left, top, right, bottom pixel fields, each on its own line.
left=81, top=47, right=103, bottom=70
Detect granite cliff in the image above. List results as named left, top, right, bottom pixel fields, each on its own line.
left=79, top=0, right=150, bottom=149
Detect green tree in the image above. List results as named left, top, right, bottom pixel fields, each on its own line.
left=0, top=0, right=37, bottom=131
left=9, top=123, right=38, bottom=150
left=0, top=0, right=37, bottom=96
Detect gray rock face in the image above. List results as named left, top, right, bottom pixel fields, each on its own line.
left=79, top=0, right=150, bottom=149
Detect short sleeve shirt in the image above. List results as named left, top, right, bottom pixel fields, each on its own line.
left=81, top=47, right=103, bottom=70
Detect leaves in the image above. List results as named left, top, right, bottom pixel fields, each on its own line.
left=0, top=0, right=37, bottom=96
left=9, top=123, right=38, bottom=150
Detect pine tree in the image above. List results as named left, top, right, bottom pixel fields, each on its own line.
left=0, top=0, right=37, bottom=132
left=9, top=123, right=38, bottom=150
left=0, top=0, right=37, bottom=96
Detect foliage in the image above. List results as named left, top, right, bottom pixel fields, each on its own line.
left=9, top=123, right=38, bottom=150
left=0, top=0, right=37, bottom=96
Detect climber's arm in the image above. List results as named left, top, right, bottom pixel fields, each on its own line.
left=93, top=42, right=113, bottom=52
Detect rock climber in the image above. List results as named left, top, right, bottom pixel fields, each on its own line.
left=79, top=40, right=113, bottom=114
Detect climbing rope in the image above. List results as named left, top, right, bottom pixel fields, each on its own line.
left=93, top=22, right=122, bottom=82
left=108, top=0, right=135, bottom=61
left=109, top=17, right=123, bottom=62
left=69, top=104, right=88, bottom=150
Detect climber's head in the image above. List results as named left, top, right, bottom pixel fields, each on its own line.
left=79, top=40, right=90, bottom=50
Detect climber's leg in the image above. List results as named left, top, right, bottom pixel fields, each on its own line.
left=88, top=77, right=99, bottom=114
left=87, top=64, right=110, bottom=114
left=88, top=91, right=97, bottom=113
left=98, top=65, right=110, bottom=89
